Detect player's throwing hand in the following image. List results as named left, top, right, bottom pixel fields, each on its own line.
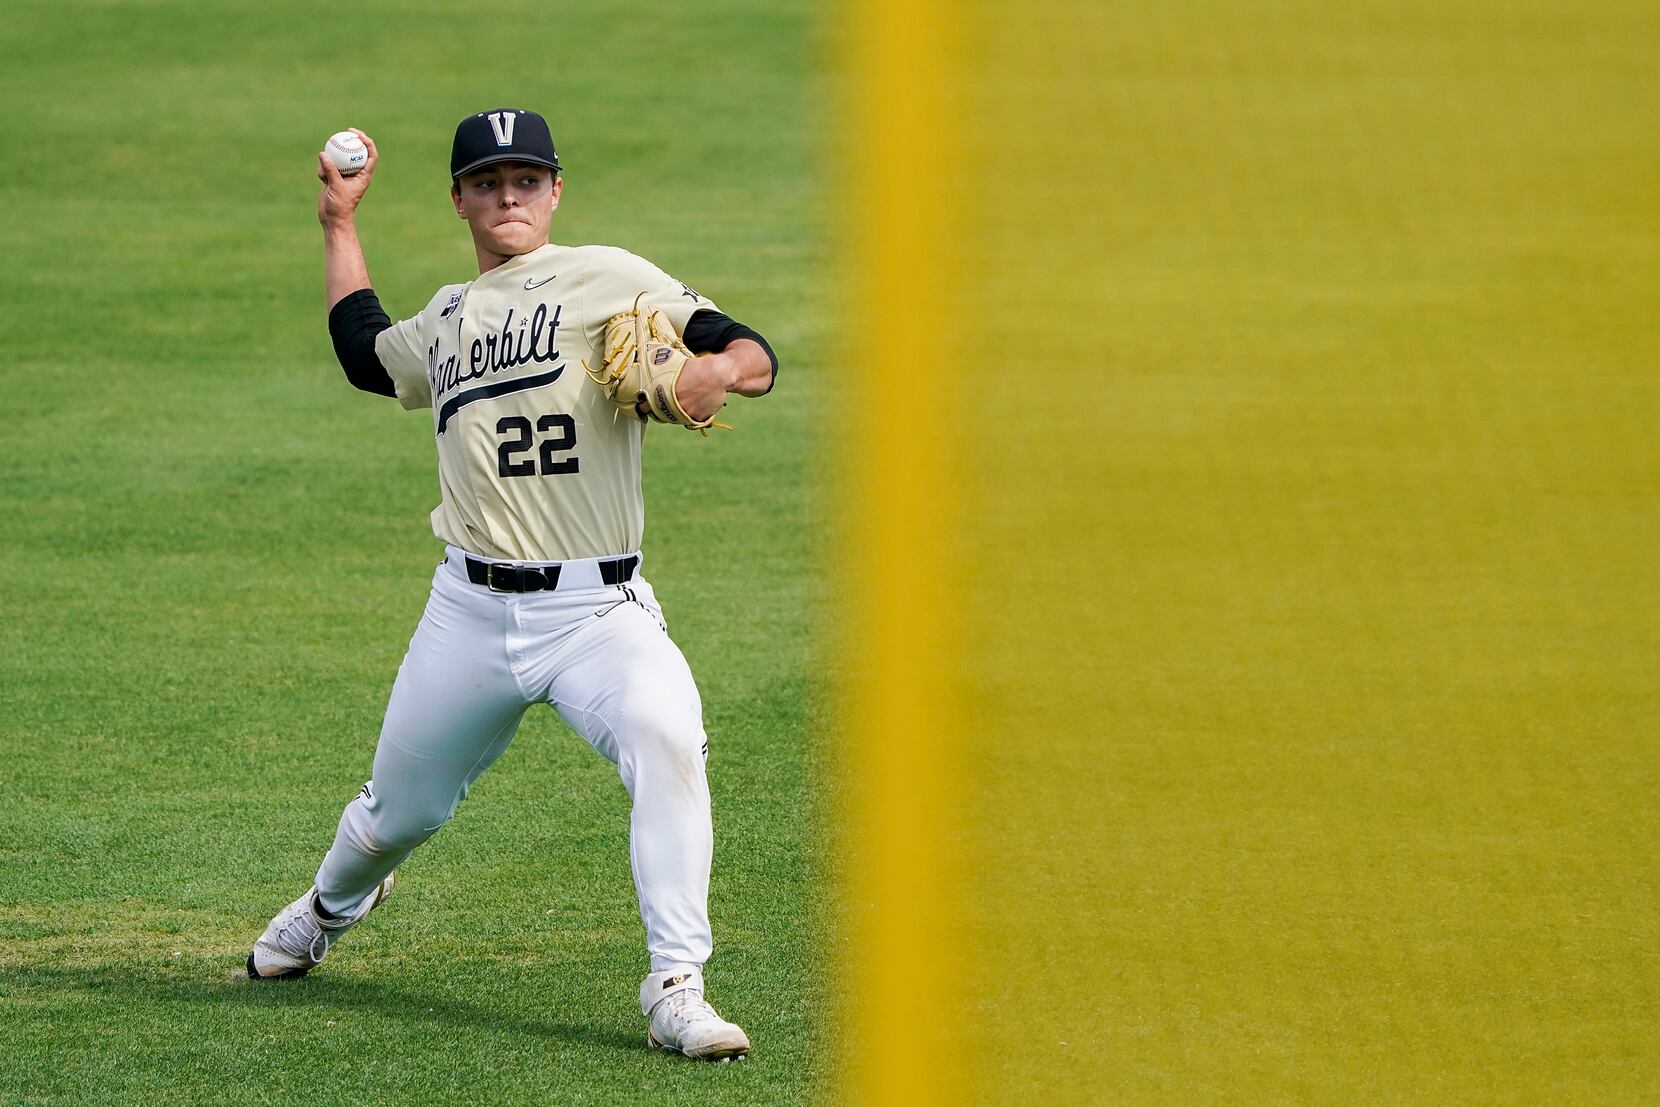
left=316, top=128, right=377, bottom=226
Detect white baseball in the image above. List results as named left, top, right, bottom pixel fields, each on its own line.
left=324, top=131, right=368, bottom=176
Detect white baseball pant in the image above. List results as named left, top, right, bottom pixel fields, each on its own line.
left=311, top=547, right=713, bottom=973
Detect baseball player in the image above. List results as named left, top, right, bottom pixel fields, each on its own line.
left=245, top=109, right=777, bottom=1064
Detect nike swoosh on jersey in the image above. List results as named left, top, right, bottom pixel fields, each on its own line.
left=524, top=275, right=558, bottom=290
left=436, top=365, right=565, bottom=434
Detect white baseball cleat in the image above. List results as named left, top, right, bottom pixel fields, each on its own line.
left=246, top=873, right=395, bottom=980
left=642, top=969, right=751, bottom=1061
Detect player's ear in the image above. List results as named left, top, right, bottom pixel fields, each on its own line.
left=549, top=176, right=562, bottom=213
left=451, top=184, right=465, bottom=219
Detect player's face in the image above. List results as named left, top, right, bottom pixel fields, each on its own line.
left=452, top=162, right=561, bottom=259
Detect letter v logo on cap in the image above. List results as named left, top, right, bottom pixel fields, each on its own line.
left=488, top=111, right=516, bottom=146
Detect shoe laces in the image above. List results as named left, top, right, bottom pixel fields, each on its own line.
left=664, top=988, right=722, bottom=1027
left=273, top=902, right=328, bottom=963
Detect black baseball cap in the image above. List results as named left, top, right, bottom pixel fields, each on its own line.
left=451, top=108, right=561, bottom=180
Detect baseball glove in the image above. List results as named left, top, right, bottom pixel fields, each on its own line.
left=583, top=294, right=730, bottom=434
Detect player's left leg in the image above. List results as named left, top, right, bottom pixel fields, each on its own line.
left=535, top=579, right=748, bottom=1059
left=543, top=586, right=713, bottom=971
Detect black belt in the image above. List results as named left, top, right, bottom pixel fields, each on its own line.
left=462, top=553, right=639, bottom=593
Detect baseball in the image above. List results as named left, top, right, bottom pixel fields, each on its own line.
left=324, top=130, right=368, bottom=176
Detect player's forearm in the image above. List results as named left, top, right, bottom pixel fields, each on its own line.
left=681, top=311, right=778, bottom=397
left=667, top=342, right=773, bottom=424
left=322, top=219, right=373, bottom=311
left=715, top=339, right=775, bottom=397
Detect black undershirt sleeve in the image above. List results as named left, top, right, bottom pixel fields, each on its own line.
left=328, top=288, right=397, bottom=398
left=683, top=309, right=779, bottom=394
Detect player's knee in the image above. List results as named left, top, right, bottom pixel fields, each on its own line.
left=616, top=696, right=703, bottom=771
left=358, top=802, right=451, bottom=854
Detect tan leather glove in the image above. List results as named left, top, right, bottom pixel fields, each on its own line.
left=584, top=293, right=730, bottom=433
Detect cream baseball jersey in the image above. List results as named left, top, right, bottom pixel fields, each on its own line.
left=373, top=243, right=718, bottom=561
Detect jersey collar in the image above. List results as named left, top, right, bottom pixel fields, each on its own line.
left=477, top=242, right=558, bottom=284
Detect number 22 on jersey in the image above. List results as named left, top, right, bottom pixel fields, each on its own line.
left=497, top=413, right=578, bottom=477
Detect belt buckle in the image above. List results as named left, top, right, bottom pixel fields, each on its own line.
left=485, top=563, right=519, bottom=592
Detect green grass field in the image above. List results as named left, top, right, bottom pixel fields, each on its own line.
left=948, top=3, right=1660, bottom=1100
left=0, top=2, right=824, bottom=1103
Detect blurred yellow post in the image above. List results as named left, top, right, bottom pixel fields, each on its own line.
left=840, top=0, right=966, bottom=1101
left=842, top=0, right=1659, bottom=1102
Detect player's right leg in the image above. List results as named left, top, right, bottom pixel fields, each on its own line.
left=248, top=561, right=530, bottom=979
